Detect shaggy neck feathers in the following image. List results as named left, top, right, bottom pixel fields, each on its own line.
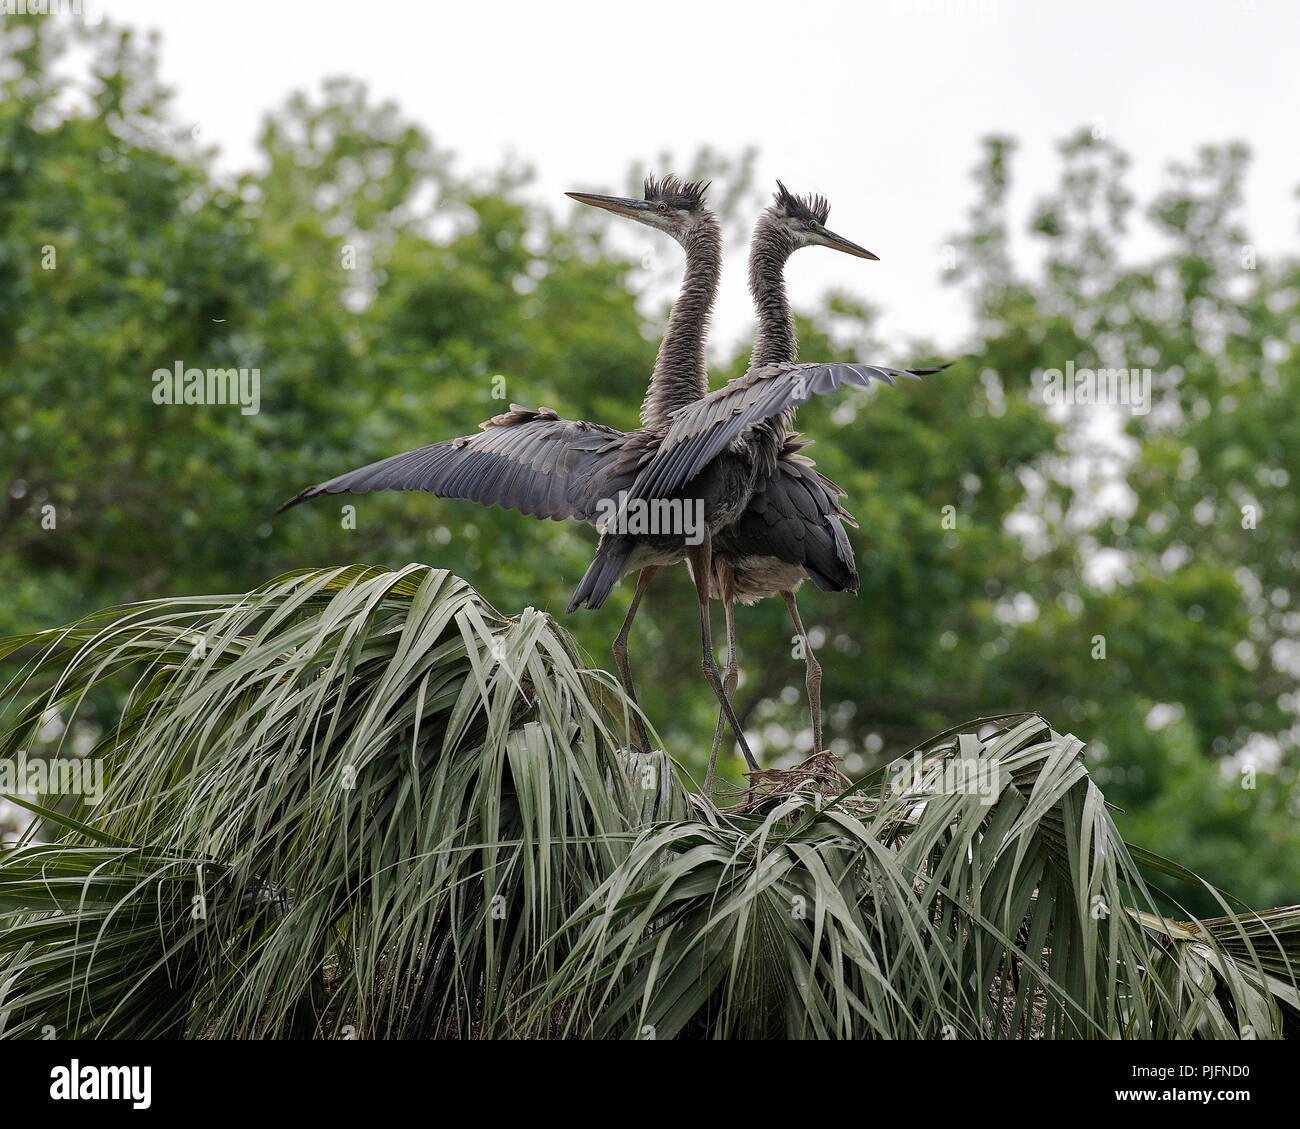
left=748, top=210, right=798, bottom=371
left=640, top=213, right=722, bottom=433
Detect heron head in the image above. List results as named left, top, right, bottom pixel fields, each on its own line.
left=566, top=174, right=712, bottom=244
left=769, top=180, right=878, bottom=260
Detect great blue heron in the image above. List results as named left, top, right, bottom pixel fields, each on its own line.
left=572, top=329, right=943, bottom=770
left=575, top=180, right=880, bottom=790
left=562, top=176, right=721, bottom=757
left=278, top=177, right=939, bottom=772
left=565, top=178, right=877, bottom=774
left=703, top=182, right=879, bottom=792
left=278, top=175, right=739, bottom=758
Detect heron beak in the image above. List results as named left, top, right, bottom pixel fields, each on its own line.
left=818, top=228, right=879, bottom=260
left=565, top=191, right=649, bottom=220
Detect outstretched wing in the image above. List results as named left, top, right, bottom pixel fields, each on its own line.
left=276, top=406, right=633, bottom=525
left=716, top=446, right=860, bottom=594
left=627, top=361, right=944, bottom=501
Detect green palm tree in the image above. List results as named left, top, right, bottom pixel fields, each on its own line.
left=0, top=565, right=1296, bottom=1038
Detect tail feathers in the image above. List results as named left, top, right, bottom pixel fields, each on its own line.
left=803, top=513, right=859, bottom=594
left=567, top=544, right=631, bottom=613
left=804, top=561, right=858, bottom=595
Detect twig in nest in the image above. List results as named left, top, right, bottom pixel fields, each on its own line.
left=711, top=750, right=853, bottom=814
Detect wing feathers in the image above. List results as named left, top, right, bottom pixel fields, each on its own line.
left=631, top=361, right=941, bottom=501
left=277, top=409, right=630, bottom=524
left=717, top=457, right=860, bottom=594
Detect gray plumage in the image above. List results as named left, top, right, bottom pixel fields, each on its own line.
left=626, top=360, right=935, bottom=504
left=278, top=174, right=717, bottom=530
left=277, top=407, right=629, bottom=522
left=715, top=437, right=858, bottom=599
left=708, top=185, right=866, bottom=606
left=277, top=175, right=945, bottom=776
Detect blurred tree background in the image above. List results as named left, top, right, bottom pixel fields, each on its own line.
left=2, top=15, right=1296, bottom=913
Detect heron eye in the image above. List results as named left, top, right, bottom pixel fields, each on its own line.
left=657, top=202, right=668, bottom=213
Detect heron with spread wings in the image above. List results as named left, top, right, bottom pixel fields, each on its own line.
left=569, top=181, right=894, bottom=789
left=278, top=176, right=942, bottom=774
left=280, top=175, right=722, bottom=757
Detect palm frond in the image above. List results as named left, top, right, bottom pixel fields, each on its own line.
left=520, top=716, right=1300, bottom=1039
left=0, top=565, right=642, bottom=1037
left=2, top=573, right=1296, bottom=1039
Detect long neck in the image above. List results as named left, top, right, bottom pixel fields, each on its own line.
left=748, top=211, right=797, bottom=369
left=640, top=214, right=721, bottom=432
left=748, top=212, right=799, bottom=460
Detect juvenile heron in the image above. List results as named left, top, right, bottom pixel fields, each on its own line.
left=577, top=180, right=881, bottom=789
left=278, top=178, right=940, bottom=772
left=563, top=176, right=721, bottom=756
left=704, top=183, right=878, bottom=792
left=280, top=176, right=750, bottom=760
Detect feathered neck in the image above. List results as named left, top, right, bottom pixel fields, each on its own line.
left=748, top=209, right=798, bottom=370
left=640, top=213, right=721, bottom=432
left=747, top=209, right=800, bottom=465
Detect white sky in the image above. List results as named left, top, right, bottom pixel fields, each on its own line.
left=102, top=0, right=1300, bottom=355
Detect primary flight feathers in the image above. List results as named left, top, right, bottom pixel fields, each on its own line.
left=276, top=407, right=632, bottom=525
left=626, top=360, right=946, bottom=503
left=277, top=362, right=942, bottom=524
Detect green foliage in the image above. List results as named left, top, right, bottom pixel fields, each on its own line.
left=0, top=575, right=1295, bottom=1039
left=1, top=16, right=1296, bottom=913
left=523, top=716, right=1300, bottom=1039
left=0, top=565, right=639, bottom=1037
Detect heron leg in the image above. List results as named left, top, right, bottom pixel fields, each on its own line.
left=688, top=532, right=758, bottom=773
left=782, top=591, right=822, bottom=754
left=705, top=563, right=739, bottom=799
left=612, top=567, right=658, bottom=753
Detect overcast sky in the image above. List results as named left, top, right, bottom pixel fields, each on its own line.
left=106, top=0, right=1300, bottom=355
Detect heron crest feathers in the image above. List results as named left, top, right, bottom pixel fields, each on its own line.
left=773, top=180, right=831, bottom=226
left=643, top=173, right=710, bottom=211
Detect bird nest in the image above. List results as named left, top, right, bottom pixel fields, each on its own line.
left=702, top=750, right=856, bottom=817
